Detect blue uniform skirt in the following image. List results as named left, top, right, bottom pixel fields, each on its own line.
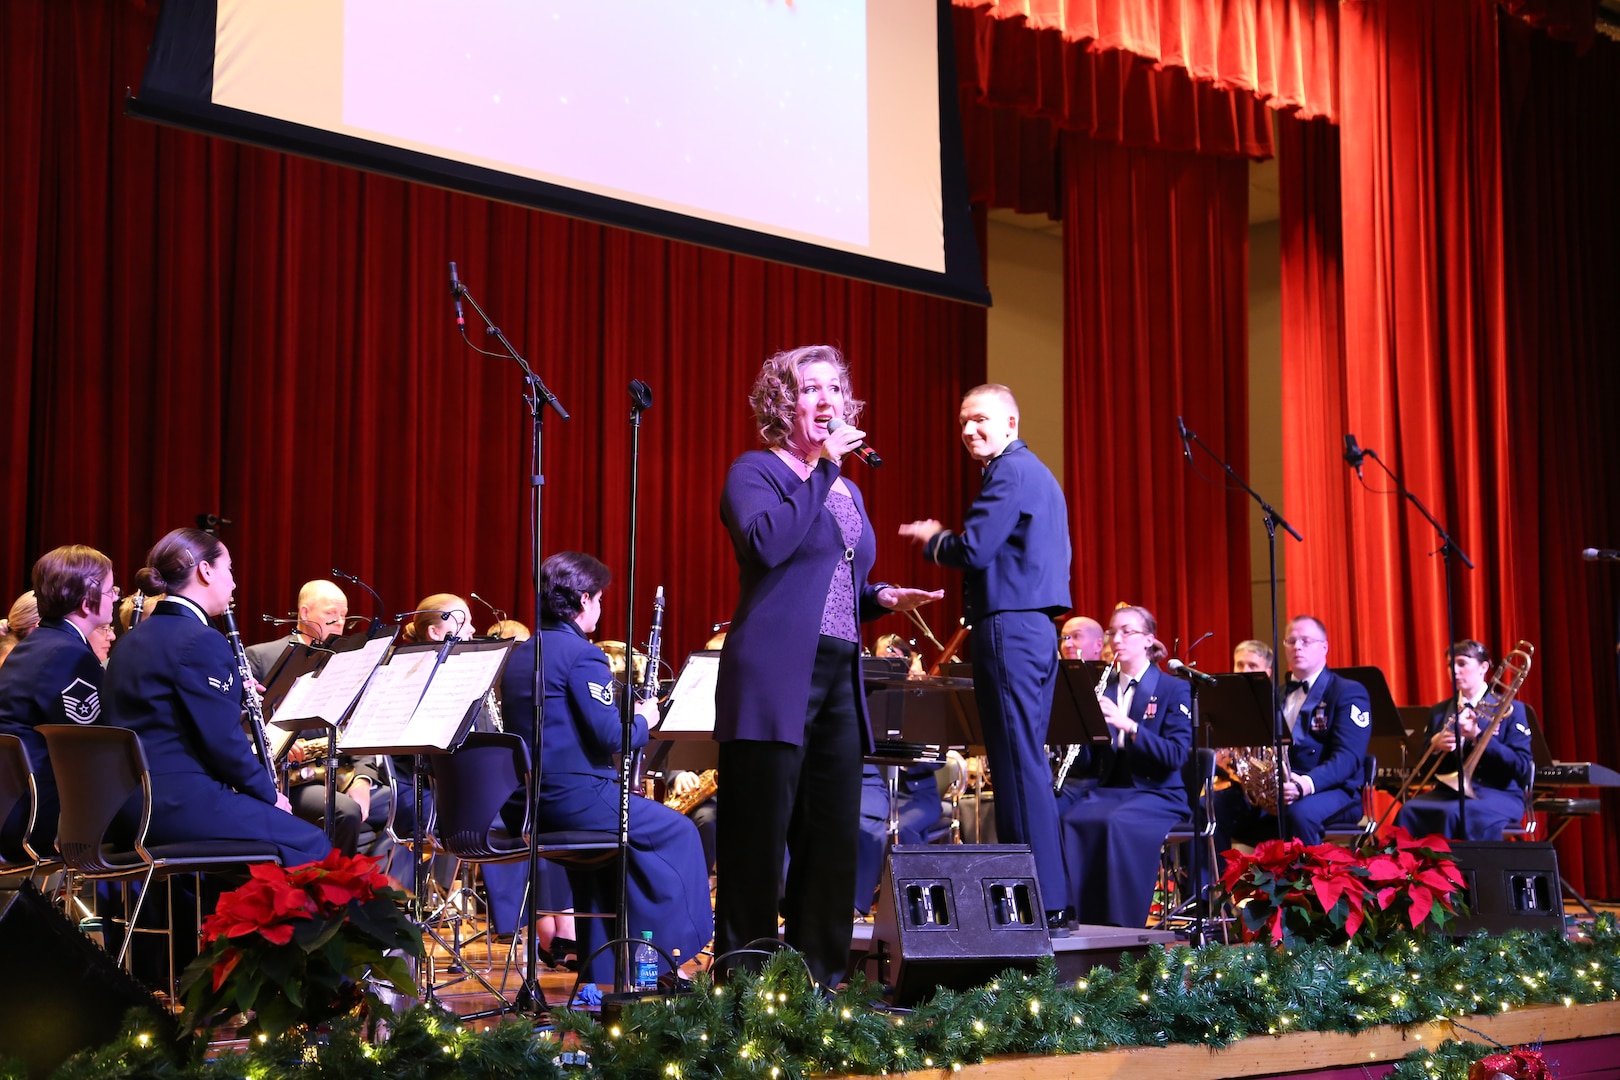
left=539, top=773, right=713, bottom=983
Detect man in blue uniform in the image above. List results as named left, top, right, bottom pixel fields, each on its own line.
left=1214, top=614, right=1373, bottom=848
left=1397, top=640, right=1534, bottom=840
left=901, top=384, right=1074, bottom=930
left=0, top=545, right=117, bottom=860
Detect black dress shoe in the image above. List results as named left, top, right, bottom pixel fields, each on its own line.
left=1045, top=909, right=1072, bottom=938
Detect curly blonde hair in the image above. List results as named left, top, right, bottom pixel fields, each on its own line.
left=747, top=345, right=865, bottom=448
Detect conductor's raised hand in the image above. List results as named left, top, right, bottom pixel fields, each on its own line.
left=898, top=520, right=944, bottom=543
left=876, top=586, right=945, bottom=613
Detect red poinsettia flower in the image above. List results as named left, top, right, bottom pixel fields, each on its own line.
left=210, top=947, right=242, bottom=991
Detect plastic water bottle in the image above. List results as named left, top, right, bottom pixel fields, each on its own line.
left=633, top=931, right=658, bottom=991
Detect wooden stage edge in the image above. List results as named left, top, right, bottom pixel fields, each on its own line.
left=944, top=1000, right=1620, bottom=1080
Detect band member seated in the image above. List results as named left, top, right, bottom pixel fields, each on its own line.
left=1213, top=615, right=1372, bottom=849
left=1056, top=605, right=1191, bottom=927
left=495, top=551, right=712, bottom=982
left=104, top=529, right=332, bottom=867
left=0, top=547, right=117, bottom=860
left=1060, top=616, right=1105, bottom=662
left=247, top=580, right=387, bottom=858
left=0, top=591, right=42, bottom=668
left=1396, top=640, right=1534, bottom=841
left=1232, top=639, right=1274, bottom=676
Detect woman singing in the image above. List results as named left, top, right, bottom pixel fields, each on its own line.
left=715, top=344, right=941, bottom=987
left=102, top=528, right=331, bottom=867
left=1057, top=604, right=1191, bottom=927
left=497, top=551, right=711, bottom=981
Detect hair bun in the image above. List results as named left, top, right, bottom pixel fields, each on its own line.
left=134, top=566, right=167, bottom=595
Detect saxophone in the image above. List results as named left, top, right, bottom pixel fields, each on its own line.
left=1054, top=660, right=1117, bottom=791
left=220, top=603, right=277, bottom=787
left=665, top=769, right=718, bottom=814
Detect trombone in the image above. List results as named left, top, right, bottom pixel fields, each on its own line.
left=1373, top=640, right=1534, bottom=832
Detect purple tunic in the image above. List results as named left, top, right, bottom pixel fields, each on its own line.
left=716, top=450, right=887, bottom=749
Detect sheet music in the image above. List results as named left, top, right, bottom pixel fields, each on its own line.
left=400, top=648, right=507, bottom=746
left=660, top=653, right=720, bottom=734
left=271, top=635, right=392, bottom=727
left=340, top=651, right=439, bottom=751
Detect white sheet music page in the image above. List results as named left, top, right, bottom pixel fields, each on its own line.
left=401, top=648, right=507, bottom=749
left=660, top=653, right=720, bottom=734
left=339, top=650, right=438, bottom=752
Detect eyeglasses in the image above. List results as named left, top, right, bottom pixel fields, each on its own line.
left=1284, top=636, right=1324, bottom=648
left=1105, top=627, right=1146, bottom=639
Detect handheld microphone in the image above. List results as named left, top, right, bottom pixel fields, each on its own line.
left=1167, top=658, right=1219, bottom=687
left=1176, top=415, right=1193, bottom=464
left=448, top=261, right=465, bottom=329
left=1343, top=434, right=1367, bottom=480
left=1582, top=548, right=1620, bottom=562
left=826, top=418, right=883, bottom=468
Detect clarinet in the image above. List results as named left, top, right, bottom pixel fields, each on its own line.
left=220, top=604, right=278, bottom=787
left=628, top=586, right=665, bottom=794
left=1054, top=660, right=1117, bottom=792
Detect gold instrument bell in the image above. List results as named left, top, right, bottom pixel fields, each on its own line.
left=596, top=640, right=649, bottom=683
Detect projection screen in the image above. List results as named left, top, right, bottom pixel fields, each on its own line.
left=129, top=0, right=988, bottom=305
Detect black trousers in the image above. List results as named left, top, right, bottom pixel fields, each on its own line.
left=715, top=636, right=861, bottom=988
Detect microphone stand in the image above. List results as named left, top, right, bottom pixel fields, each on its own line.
left=615, top=380, right=654, bottom=995
left=1354, top=447, right=1472, bottom=838
left=454, top=273, right=570, bottom=1014
left=1179, top=419, right=1302, bottom=842
left=332, top=568, right=387, bottom=633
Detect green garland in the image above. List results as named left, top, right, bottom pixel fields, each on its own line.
left=10, top=918, right=1619, bottom=1080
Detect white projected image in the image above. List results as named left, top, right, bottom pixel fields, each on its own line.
left=342, top=0, right=871, bottom=244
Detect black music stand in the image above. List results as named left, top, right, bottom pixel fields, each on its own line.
left=1052, top=661, right=1117, bottom=747
left=263, top=627, right=397, bottom=843
left=341, top=636, right=517, bottom=1010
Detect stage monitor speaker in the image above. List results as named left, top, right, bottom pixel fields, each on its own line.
left=0, top=882, right=174, bottom=1079
left=871, top=844, right=1050, bottom=1006
left=1447, top=841, right=1565, bottom=937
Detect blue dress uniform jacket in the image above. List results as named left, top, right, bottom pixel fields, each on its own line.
left=922, top=438, right=1072, bottom=912
left=1214, top=667, right=1373, bottom=848
left=716, top=451, right=887, bottom=750
left=1058, top=665, right=1193, bottom=926
left=1397, top=695, right=1534, bottom=841
left=921, top=439, right=1071, bottom=622
left=0, top=619, right=104, bottom=859
left=493, top=620, right=712, bottom=981
left=102, top=600, right=332, bottom=867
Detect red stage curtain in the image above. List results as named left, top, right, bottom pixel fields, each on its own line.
left=953, top=0, right=1339, bottom=123
left=1328, top=0, right=1512, bottom=700
left=1282, top=0, right=1620, bottom=894
left=1497, top=18, right=1620, bottom=898
left=0, top=0, right=987, bottom=663
left=1060, top=132, right=1253, bottom=658
left=953, top=3, right=1274, bottom=158
left=1276, top=109, right=1358, bottom=660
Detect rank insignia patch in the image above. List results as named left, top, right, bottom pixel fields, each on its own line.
left=61, top=677, right=101, bottom=724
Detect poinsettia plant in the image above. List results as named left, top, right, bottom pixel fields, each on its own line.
left=1219, top=826, right=1467, bottom=948
left=178, top=850, right=423, bottom=1037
